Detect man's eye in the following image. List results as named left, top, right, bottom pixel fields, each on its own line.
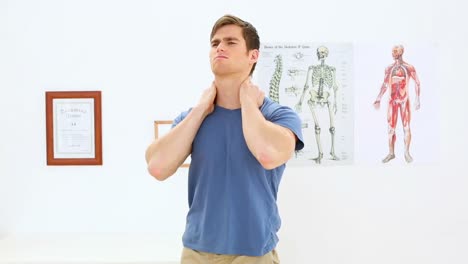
left=228, top=42, right=236, bottom=45
left=211, top=43, right=218, bottom=47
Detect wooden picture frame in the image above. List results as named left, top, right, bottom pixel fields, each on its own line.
left=45, top=91, right=102, bottom=165
left=154, top=120, right=190, bottom=168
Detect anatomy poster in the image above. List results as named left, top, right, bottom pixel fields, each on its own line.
left=354, top=43, right=439, bottom=165
left=254, top=43, right=354, bottom=166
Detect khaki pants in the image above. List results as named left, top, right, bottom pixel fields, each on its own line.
left=181, top=247, right=280, bottom=264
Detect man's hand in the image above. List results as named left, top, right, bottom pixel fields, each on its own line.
left=240, top=77, right=265, bottom=108
left=196, top=82, right=217, bottom=116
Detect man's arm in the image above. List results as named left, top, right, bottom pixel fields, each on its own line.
left=145, top=84, right=216, bottom=181
left=240, top=79, right=296, bottom=170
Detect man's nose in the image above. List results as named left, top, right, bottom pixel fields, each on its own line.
left=217, top=43, right=225, bottom=52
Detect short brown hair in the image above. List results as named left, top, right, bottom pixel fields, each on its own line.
left=210, top=14, right=260, bottom=75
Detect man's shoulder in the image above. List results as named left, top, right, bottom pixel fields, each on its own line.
left=260, top=97, right=297, bottom=118
left=260, top=97, right=281, bottom=114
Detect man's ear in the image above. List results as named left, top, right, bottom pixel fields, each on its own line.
left=249, top=49, right=259, bottom=64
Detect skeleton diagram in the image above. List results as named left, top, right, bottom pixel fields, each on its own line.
left=373, top=45, right=421, bottom=163
left=295, top=46, right=339, bottom=164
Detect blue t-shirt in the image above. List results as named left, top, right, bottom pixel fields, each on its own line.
left=172, top=97, right=304, bottom=256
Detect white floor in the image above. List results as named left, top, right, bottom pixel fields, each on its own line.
left=1, top=263, right=176, bottom=264
left=0, top=233, right=180, bottom=264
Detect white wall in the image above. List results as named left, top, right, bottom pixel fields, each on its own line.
left=1, top=0, right=467, bottom=263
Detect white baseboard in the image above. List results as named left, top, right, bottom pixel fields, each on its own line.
left=2, top=263, right=178, bottom=264
left=0, top=233, right=181, bottom=264
left=1, top=263, right=178, bottom=264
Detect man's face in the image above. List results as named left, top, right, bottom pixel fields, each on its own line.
left=209, top=24, right=258, bottom=77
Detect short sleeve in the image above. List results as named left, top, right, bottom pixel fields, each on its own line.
left=171, top=108, right=192, bottom=128
left=260, top=98, right=305, bottom=151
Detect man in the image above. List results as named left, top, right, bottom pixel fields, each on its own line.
left=373, top=45, right=421, bottom=163
left=145, top=14, right=304, bottom=263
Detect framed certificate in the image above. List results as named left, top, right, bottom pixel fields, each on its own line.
left=46, top=91, right=102, bottom=165
left=154, top=120, right=190, bottom=168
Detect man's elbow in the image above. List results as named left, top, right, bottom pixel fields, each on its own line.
left=258, top=152, right=284, bottom=170
left=147, top=162, right=173, bottom=181
left=256, top=139, right=295, bottom=170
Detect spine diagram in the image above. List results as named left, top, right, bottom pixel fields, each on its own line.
left=269, top=55, right=282, bottom=103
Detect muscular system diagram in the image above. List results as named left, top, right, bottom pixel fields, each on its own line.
left=373, top=45, right=421, bottom=163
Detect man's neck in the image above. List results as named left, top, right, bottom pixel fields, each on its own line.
left=214, top=74, right=250, bottom=109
